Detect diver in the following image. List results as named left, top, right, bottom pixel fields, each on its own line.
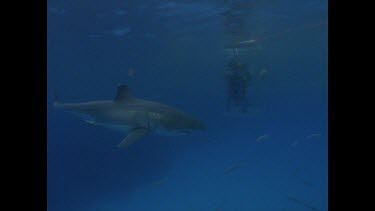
left=225, top=57, right=252, bottom=113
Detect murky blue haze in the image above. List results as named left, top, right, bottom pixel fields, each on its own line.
left=47, top=0, right=328, bottom=210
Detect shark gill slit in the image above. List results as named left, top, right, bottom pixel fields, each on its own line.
left=146, top=111, right=153, bottom=130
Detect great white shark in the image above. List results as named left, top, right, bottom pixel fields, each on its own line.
left=53, top=85, right=205, bottom=148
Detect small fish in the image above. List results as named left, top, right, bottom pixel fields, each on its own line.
left=128, top=67, right=135, bottom=77
left=224, top=160, right=246, bottom=174
left=48, top=7, right=66, bottom=15
left=302, top=179, right=313, bottom=187
left=290, top=140, right=299, bottom=147
left=291, top=167, right=302, bottom=176
left=113, top=10, right=128, bottom=16
left=305, top=133, right=322, bottom=140
left=108, top=27, right=131, bottom=36
left=259, top=69, right=268, bottom=78
left=256, top=134, right=269, bottom=142
left=224, top=165, right=241, bottom=174
left=153, top=177, right=169, bottom=186
left=212, top=207, right=221, bottom=211
left=88, top=34, right=102, bottom=38
left=287, top=196, right=320, bottom=211
left=142, top=33, right=156, bottom=38
left=212, top=199, right=225, bottom=211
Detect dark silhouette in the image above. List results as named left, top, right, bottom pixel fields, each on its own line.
left=225, top=57, right=252, bottom=113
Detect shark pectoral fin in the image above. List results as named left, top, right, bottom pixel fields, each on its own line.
left=118, top=127, right=150, bottom=148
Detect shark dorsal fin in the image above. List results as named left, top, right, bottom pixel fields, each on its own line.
left=114, top=85, right=133, bottom=102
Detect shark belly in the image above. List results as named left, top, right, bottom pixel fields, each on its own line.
left=92, top=110, right=162, bottom=132
left=92, top=122, right=132, bottom=132
left=96, top=121, right=185, bottom=136
left=94, top=110, right=149, bottom=127
left=154, top=128, right=190, bottom=136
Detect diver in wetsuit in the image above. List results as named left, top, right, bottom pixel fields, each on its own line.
left=225, top=58, right=251, bottom=113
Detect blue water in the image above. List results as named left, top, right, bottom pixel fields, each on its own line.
left=47, top=0, right=328, bottom=210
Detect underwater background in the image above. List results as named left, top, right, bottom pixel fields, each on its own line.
left=47, top=0, right=328, bottom=210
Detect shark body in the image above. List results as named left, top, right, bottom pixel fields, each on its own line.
left=54, top=85, right=205, bottom=148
